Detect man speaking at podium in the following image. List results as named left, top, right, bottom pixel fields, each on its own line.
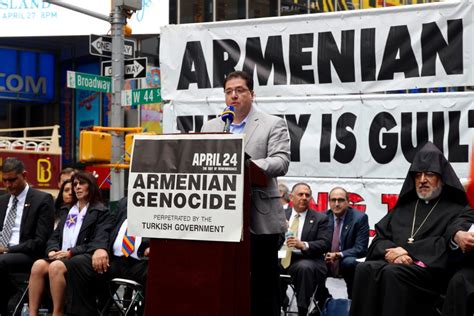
left=202, top=71, right=291, bottom=316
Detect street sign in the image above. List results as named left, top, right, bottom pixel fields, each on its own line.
left=121, top=88, right=162, bottom=106
left=67, top=71, right=112, bottom=93
left=90, top=34, right=136, bottom=58
left=101, top=57, right=147, bottom=79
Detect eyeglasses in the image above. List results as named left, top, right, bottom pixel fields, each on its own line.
left=224, top=87, right=250, bottom=96
left=329, top=198, right=347, bottom=203
left=2, top=177, right=18, bottom=183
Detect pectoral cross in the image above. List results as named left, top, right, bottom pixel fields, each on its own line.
left=407, top=237, right=414, bottom=243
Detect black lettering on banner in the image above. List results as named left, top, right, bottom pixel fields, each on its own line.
left=334, top=112, right=357, bottom=163
left=469, top=110, right=474, bottom=128
left=208, top=175, right=221, bottom=190
left=361, top=28, right=376, bottom=82
left=189, top=193, right=200, bottom=209
left=147, top=174, right=159, bottom=189
left=318, top=30, right=355, bottom=84
left=432, top=112, right=445, bottom=153
left=213, top=39, right=241, bottom=88
left=243, top=36, right=287, bottom=85
left=133, top=174, right=145, bottom=189
left=133, top=191, right=145, bottom=206
left=148, top=192, right=158, bottom=207
left=174, top=193, right=186, bottom=208
left=177, top=116, right=195, bottom=133
left=161, top=175, right=175, bottom=190
left=401, top=112, right=428, bottom=162
left=161, top=193, right=172, bottom=207
left=378, top=25, right=420, bottom=80
left=289, top=33, right=315, bottom=84
left=320, top=114, right=332, bottom=162
left=369, top=112, right=398, bottom=164
left=284, top=114, right=311, bottom=162
left=448, top=111, right=468, bottom=162
left=176, top=174, right=187, bottom=190
left=209, top=194, right=222, bottom=209
left=421, top=19, right=463, bottom=76
left=177, top=41, right=211, bottom=90
left=225, top=195, right=236, bottom=209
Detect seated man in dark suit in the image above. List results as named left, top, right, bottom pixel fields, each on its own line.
left=66, top=196, right=149, bottom=315
left=0, top=157, right=54, bottom=315
left=321, top=187, right=369, bottom=300
left=280, top=183, right=330, bottom=316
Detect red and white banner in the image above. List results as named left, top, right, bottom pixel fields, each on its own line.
left=160, top=1, right=474, bottom=100
left=163, top=92, right=474, bottom=225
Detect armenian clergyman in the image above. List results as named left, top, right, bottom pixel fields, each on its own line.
left=350, top=142, right=472, bottom=316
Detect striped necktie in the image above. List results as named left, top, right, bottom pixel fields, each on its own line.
left=121, top=228, right=136, bottom=257
left=0, top=197, right=18, bottom=247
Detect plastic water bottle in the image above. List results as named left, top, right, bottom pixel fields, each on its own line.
left=285, top=230, right=294, bottom=247
left=21, top=303, right=29, bottom=316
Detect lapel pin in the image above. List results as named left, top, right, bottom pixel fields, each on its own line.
left=24, top=203, right=30, bottom=207
left=345, top=225, right=349, bottom=230
left=310, top=220, right=314, bottom=223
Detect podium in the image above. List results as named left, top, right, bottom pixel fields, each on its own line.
left=145, top=159, right=267, bottom=316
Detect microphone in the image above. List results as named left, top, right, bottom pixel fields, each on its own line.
left=221, top=105, right=235, bottom=133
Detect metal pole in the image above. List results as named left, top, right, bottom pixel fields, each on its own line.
left=110, top=5, right=126, bottom=201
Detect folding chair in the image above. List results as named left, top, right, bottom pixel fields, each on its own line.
left=280, top=274, right=321, bottom=316
left=100, top=278, right=144, bottom=316
left=9, top=273, right=29, bottom=316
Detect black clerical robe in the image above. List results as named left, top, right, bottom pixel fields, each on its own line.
left=350, top=196, right=471, bottom=316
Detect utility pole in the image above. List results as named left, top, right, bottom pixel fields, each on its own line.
left=44, top=0, right=142, bottom=203
left=110, top=4, right=126, bottom=202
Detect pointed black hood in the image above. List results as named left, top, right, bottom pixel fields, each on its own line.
left=397, top=142, right=467, bottom=206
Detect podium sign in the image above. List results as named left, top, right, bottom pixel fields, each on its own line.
left=128, top=134, right=245, bottom=242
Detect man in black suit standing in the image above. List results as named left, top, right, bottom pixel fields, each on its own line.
left=0, top=157, right=54, bottom=315
left=66, top=196, right=149, bottom=315
left=280, top=183, right=330, bottom=316
left=322, top=187, right=369, bottom=299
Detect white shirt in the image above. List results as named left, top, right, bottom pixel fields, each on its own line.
left=5, top=184, right=29, bottom=247
left=289, top=209, right=307, bottom=239
left=61, top=202, right=88, bottom=251
left=113, top=219, right=143, bottom=260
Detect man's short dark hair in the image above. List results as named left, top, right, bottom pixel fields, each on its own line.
left=59, top=167, right=76, bottom=181
left=329, top=187, right=349, bottom=201
left=223, top=71, right=254, bottom=91
left=2, top=157, right=25, bottom=174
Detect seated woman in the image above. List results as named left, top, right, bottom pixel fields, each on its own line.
left=28, top=171, right=114, bottom=316
left=53, top=179, right=73, bottom=228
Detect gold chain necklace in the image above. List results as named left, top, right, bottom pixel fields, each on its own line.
left=408, top=198, right=440, bottom=243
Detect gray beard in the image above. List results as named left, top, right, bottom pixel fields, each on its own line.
left=417, top=183, right=443, bottom=201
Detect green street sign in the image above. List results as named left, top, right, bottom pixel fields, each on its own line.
left=121, top=88, right=162, bottom=106
left=67, top=70, right=112, bottom=93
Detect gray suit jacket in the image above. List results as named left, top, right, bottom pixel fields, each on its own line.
left=201, top=107, right=290, bottom=234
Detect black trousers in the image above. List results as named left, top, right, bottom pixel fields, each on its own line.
left=65, top=254, right=148, bottom=316
left=0, top=253, right=34, bottom=315
left=350, top=260, right=443, bottom=316
left=251, top=233, right=281, bottom=316
left=442, top=266, right=474, bottom=316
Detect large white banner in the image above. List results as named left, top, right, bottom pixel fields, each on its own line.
left=1, top=0, right=168, bottom=36
left=128, top=134, right=245, bottom=242
left=163, top=92, right=474, bottom=227
left=160, top=1, right=474, bottom=100
left=163, top=92, right=474, bottom=181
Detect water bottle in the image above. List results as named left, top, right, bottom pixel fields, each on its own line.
left=21, top=303, right=29, bottom=316
left=285, top=230, right=294, bottom=247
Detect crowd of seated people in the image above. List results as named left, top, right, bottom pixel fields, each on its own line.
left=2, top=145, right=474, bottom=316
left=0, top=159, right=148, bottom=316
